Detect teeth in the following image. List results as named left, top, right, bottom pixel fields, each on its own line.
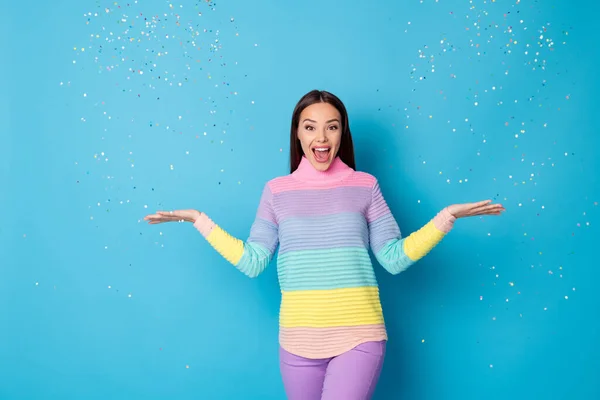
left=314, top=148, right=329, bottom=152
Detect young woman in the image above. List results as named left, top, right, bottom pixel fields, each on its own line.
left=144, top=90, right=505, bottom=399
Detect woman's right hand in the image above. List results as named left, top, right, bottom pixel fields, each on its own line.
left=143, top=209, right=201, bottom=224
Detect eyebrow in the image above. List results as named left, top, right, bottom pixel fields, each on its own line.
left=302, top=118, right=340, bottom=124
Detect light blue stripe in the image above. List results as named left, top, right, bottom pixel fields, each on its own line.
left=248, top=217, right=278, bottom=254
left=278, top=213, right=369, bottom=254
left=237, top=241, right=273, bottom=278
left=374, top=238, right=414, bottom=275
left=276, top=247, right=378, bottom=291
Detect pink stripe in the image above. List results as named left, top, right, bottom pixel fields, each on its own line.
left=270, top=172, right=374, bottom=194
left=193, top=213, right=215, bottom=237
left=279, top=324, right=388, bottom=359
left=433, top=207, right=456, bottom=233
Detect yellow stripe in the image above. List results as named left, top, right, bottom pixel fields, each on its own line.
left=206, top=225, right=244, bottom=265
left=403, top=220, right=445, bottom=260
left=280, top=286, right=384, bottom=328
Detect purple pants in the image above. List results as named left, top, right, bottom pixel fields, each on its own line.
left=279, top=341, right=386, bottom=400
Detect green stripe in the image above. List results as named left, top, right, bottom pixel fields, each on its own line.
left=276, top=247, right=378, bottom=291
left=237, top=241, right=272, bottom=278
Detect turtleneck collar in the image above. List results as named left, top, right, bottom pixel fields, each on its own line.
left=291, top=155, right=354, bottom=184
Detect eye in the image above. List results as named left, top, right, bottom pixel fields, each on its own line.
left=304, top=125, right=315, bottom=131
left=328, top=125, right=339, bottom=130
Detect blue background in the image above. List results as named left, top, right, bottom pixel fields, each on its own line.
left=2, top=0, right=598, bottom=399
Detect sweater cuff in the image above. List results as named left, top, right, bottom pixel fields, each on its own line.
left=433, top=207, right=456, bottom=233
left=193, top=212, right=216, bottom=238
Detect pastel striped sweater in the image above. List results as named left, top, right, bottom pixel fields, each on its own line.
left=194, top=156, right=456, bottom=358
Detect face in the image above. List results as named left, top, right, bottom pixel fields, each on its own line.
left=297, top=102, right=342, bottom=171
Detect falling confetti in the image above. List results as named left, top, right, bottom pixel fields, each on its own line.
left=58, top=2, right=596, bottom=389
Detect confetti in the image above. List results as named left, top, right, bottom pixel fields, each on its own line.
left=65, top=2, right=591, bottom=382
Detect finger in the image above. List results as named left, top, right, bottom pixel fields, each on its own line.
left=150, top=211, right=177, bottom=217
left=147, top=218, right=180, bottom=224
left=157, top=211, right=178, bottom=216
left=472, top=200, right=493, bottom=208
left=477, top=205, right=504, bottom=214
left=480, top=204, right=504, bottom=211
left=461, top=201, right=493, bottom=214
left=146, top=216, right=180, bottom=223
left=470, top=203, right=503, bottom=214
left=464, top=206, right=501, bottom=217
left=473, top=207, right=505, bottom=216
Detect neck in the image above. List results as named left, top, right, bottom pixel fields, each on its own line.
left=291, top=155, right=354, bottom=184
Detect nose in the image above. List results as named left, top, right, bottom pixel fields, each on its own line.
left=316, top=127, right=328, bottom=142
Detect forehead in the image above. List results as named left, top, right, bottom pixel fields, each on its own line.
left=300, top=102, right=341, bottom=121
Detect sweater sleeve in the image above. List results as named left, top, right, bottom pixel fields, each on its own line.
left=366, top=180, right=456, bottom=275
left=193, top=183, right=279, bottom=278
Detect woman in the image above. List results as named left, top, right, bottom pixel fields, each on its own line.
left=144, top=90, right=505, bottom=399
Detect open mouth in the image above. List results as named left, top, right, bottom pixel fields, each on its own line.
left=312, top=147, right=331, bottom=163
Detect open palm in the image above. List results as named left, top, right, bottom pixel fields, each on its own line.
left=447, top=200, right=505, bottom=218
left=143, top=209, right=201, bottom=224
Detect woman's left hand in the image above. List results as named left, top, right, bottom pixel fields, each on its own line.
left=447, top=200, right=505, bottom=219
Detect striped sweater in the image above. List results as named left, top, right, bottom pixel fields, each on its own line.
left=194, top=155, right=456, bottom=358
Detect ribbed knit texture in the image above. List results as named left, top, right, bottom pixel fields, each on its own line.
left=194, top=156, right=456, bottom=358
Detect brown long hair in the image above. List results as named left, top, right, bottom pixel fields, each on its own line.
left=289, top=90, right=356, bottom=173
